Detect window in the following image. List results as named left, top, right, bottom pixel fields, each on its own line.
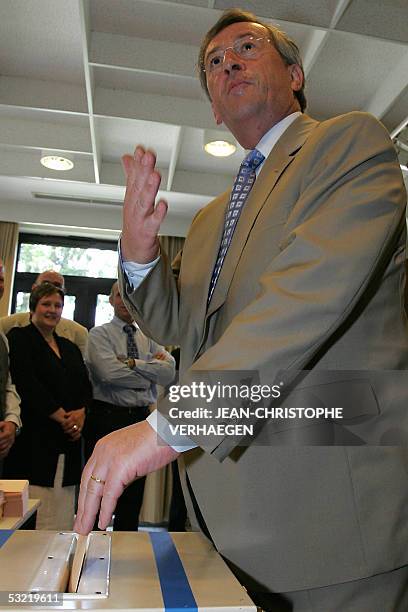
left=95, top=293, right=113, bottom=326
left=17, top=242, right=118, bottom=278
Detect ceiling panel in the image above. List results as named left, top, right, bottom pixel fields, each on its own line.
left=0, top=105, right=89, bottom=127
left=0, top=77, right=88, bottom=114
left=96, top=116, right=180, bottom=166
left=90, top=32, right=198, bottom=78
left=159, top=0, right=209, bottom=6
left=382, top=87, right=408, bottom=134
left=0, top=0, right=85, bottom=84
left=90, top=0, right=217, bottom=45
left=306, top=32, right=407, bottom=120
left=213, top=0, right=340, bottom=28
left=336, top=0, right=408, bottom=43
left=93, top=66, right=201, bottom=100
left=0, top=117, right=92, bottom=154
left=0, top=0, right=406, bottom=237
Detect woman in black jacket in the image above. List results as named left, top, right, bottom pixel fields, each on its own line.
left=4, top=282, right=92, bottom=529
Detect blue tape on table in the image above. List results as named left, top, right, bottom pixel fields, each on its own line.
left=0, top=530, right=14, bottom=548
left=149, top=531, right=198, bottom=612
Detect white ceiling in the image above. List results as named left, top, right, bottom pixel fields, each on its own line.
left=0, top=0, right=407, bottom=240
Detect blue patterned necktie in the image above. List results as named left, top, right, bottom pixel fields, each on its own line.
left=208, top=148, right=265, bottom=303
left=123, top=324, right=139, bottom=359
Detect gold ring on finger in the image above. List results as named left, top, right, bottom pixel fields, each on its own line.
left=90, top=474, right=106, bottom=485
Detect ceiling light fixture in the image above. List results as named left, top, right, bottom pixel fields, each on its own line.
left=203, top=129, right=237, bottom=157
left=40, top=152, right=74, bottom=171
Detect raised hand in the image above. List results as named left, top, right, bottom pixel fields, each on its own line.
left=121, top=146, right=168, bottom=264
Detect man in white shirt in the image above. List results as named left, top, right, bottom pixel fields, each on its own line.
left=84, top=281, right=175, bottom=530
left=0, top=270, right=88, bottom=356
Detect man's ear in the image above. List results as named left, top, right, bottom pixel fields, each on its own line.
left=289, top=64, right=303, bottom=93
left=211, top=101, right=223, bottom=126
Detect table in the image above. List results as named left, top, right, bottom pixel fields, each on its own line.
left=0, top=498, right=40, bottom=530
left=0, top=530, right=257, bottom=610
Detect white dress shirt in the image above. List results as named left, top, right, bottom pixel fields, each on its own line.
left=86, top=316, right=175, bottom=407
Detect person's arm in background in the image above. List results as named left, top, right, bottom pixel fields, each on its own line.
left=73, top=322, right=88, bottom=357
left=86, top=325, right=150, bottom=390
left=61, top=340, right=92, bottom=441
left=0, top=333, right=21, bottom=458
left=0, top=312, right=28, bottom=336
left=126, top=339, right=175, bottom=387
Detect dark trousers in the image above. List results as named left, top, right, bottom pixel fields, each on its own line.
left=168, top=460, right=187, bottom=531
left=83, top=399, right=150, bottom=531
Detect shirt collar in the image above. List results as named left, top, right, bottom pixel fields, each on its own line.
left=112, top=315, right=138, bottom=329
left=255, top=111, right=302, bottom=161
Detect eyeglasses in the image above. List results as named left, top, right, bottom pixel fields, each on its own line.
left=203, top=35, right=272, bottom=75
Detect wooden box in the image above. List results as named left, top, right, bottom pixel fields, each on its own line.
left=0, top=479, right=29, bottom=517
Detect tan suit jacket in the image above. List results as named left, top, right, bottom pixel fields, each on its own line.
left=0, top=312, right=88, bottom=356
left=121, top=112, right=408, bottom=592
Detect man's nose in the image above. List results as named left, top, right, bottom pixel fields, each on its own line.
left=222, top=47, right=244, bottom=72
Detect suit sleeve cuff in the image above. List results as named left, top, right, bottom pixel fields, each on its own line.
left=118, top=236, right=161, bottom=290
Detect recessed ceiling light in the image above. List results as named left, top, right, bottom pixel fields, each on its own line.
left=204, top=140, right=237, bottom=157
left=203, top=129, right=237, bottom=157
left=40, top=153, right=74, bottom=171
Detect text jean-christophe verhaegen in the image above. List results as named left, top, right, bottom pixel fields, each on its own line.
left=166, top=381, right=343, bottom=437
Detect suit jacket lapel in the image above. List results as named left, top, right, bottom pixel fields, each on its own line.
left=180, top=189, right=229, bottom=344
left=207, top=114, right=318, bottom=317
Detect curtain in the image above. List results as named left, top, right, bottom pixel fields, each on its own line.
left=139, top=400, right=174, bottom=525
left=159, top=235, right=185, bottom=265
left=139, top=464, right=173, bottom=525
left=405, top=260, right=408, bottom=315
left=0, top=221, right=19, bottom=317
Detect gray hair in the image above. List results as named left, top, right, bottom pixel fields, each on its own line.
left=198, top=8, right=306, bottom=111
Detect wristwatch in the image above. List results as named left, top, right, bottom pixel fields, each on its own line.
left=10, top=421, right=21, bottom=436
left=124, top=358, right=135, bottom=369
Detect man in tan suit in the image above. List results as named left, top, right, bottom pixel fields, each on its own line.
left=75, top=9, right=408, bottom=611
left=0, top=270, right=88, bottom=355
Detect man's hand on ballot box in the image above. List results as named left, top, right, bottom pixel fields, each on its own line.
left=74, top=420, right=179, bottom=535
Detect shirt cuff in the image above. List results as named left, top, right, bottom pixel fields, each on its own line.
left=147, top=409, right=197, bottom=453
left=118, top=236, right=160, bottom=290
left=4, top=416, right=21, bottom=429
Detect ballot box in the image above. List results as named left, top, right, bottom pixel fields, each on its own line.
left=0, top=530, right=257, bottom=611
